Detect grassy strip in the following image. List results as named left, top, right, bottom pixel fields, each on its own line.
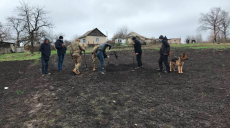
left=0, top=43, right=229, bottom=61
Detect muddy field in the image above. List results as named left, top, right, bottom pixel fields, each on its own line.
left=1, top=48, right=230, bottom=128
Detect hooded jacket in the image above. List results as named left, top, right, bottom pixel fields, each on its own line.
left=39, top=38, right=51, bottom=59
left=55, top=39, right=67, bottom=55
left=159, top=37, right=170, bottom=55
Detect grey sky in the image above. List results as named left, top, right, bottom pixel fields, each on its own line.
left=0, top=0, right=230, bottom=43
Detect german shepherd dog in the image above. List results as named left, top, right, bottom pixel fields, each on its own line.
left=170, top=53, right=188, bottom=73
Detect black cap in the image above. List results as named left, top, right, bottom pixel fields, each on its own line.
left=59, top=36, right=63, bottom=39
left=132, top=37, right=136, bottom=40
left=159, top=35, right=164, bottom=39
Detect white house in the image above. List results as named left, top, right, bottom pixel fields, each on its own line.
left=115, top=38, right=126, bottom=44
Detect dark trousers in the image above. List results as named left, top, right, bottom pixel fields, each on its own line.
left=97, top=51, right=104, bottom=72
left=136, top=52, right=142, bottom=67
left=159, top=55, right=170, bottom=71
left=58, top=54, right=65, bottom=70
left=42, top=58, right=49, bottom=74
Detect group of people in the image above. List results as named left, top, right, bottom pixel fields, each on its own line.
left=39, top=35, right=171, bottom=76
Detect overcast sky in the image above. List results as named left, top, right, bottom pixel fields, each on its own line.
left=0, top=0, right=230, bottom=43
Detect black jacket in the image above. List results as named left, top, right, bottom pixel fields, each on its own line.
left=98, top=43, right=111, bottom=52
left=134, top=40, right=142, bottom=53
left=39, top=39, right=51, bottom=59
left=159, top=39, right=170, bottom=55
left=55, top=39, right=67, bottom=55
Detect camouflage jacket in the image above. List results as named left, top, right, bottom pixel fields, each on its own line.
left=70, top=41, right=85, bottom=56
left=92, top=45, right=99, bottom=53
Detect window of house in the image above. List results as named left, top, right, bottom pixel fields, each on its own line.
left=174, top=40, right=176, bottom=42
left=83, top=39, right=86, bottom=43
left=96, top=38, right=99, bottom=42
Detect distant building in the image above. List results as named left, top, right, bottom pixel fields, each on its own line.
left=79, top=28, right=107, bottom=46
left=0, top=41, right=15, bottom=54
left=127, top=32, right=147, bottom=45
left=115, top=38, right=126, bottom=44
left=168, top=38, right=181, bottom=44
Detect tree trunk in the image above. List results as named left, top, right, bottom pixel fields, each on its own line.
left=30, top=33, right=34, bottom=54
left=17, top=33, right=20, bottom=47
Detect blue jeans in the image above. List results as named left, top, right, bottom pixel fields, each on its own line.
left=58, top=54, right=65, bottom=70
left=42, top=58, right=49, bottom=74
left=97, top=51, right=104, bottom=72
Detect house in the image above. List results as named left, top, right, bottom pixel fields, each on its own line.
left=115, top=38, right=126, bottom=44
left=168, top=38, right=181, bottom=44
left=127, top=32, right=147, bottom=45
left=0, top=41, right=16, bottom=54
left=79, top=28, right=107, bottom=46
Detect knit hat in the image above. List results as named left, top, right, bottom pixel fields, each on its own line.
left=75, top=38, right=80, bottom=42
left=59, top=36, right=63, bottom=39
left=159, top=35, right=164, bottom=39
left=132, top=37, right=136, bottom=40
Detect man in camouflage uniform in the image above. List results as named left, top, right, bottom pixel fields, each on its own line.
left=92, top=45, right=99, bottom=71
left=70, top=39, right=85, bottom=75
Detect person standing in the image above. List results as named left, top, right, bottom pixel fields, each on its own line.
left=157, top=35, right=170, bottom=73
left=39, top=38, right=51, bottom=76
left=92, top=44, right=99, bottom=71
left=69, top=38, right=85, bottom=75
left=55, top=36, right=67, bottom=71
left=132, top=37, right=142, bottom=69
left=97, top=42, right=112, bottom=75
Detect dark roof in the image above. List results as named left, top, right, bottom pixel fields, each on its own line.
left=79, top=28, right=107, bottom=39
left=0, top=41, right=14, bottom=44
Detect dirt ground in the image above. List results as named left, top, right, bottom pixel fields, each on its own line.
left=1, top=48, right=230, bottom=128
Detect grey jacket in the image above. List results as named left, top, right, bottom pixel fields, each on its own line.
left=98, top=43, right=112, bottom=52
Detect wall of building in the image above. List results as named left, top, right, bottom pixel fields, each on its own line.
left=168, top=38, right=181, bottom=44
left=81, top=36, right=106, bottom=46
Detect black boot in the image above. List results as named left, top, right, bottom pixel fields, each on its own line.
left=164, top=70, right=170, bottom=73
left=157, top=69, right=163, bottom=72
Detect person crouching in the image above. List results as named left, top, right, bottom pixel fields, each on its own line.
left=97, top=42, right=112, bottom=75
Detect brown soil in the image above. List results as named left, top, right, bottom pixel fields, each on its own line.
left=1, top=49, right=230, bottom=128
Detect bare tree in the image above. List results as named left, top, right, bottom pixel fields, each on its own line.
left=6, top=17, right=26, bottom=47
left=112, top=26, right=130, bottom=41
left=196, top=34, right=203, bottom=43
left=219, top=10, right=230, bottom=42
left=72, top=34, right=80, bottom=42
left=0, top=22, right=11, bottom=42
left=198, top=7, right=222, bottom=43
left=16, top=1, right=53, bottom=54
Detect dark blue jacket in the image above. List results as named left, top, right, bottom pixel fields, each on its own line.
left=55, top=39, right=67, bottom=55
left=134, top=39, right=142, bottom=53
left=39, top=39, right=51, bottom=59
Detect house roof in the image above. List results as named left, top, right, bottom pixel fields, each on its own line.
left=127, top=32, right=146, bottom=39
left=79, top=28, right=107, bottom=39
left=0, top=41, right=14, bottom=44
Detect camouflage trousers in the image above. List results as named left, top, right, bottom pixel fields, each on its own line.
left=92, top=54, right=96, bottom=69
left=72, top=54, right=81, bottom=72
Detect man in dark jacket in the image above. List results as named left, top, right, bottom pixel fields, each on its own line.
left=157, top=35, right=170, bottom=73
left=55, top=36, right=67, bottom=71
left=97, top=42, right=112, bottom=74
left=39, top=38, right=51, bottom=76
left=132, top=37, right=142, bottom=69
